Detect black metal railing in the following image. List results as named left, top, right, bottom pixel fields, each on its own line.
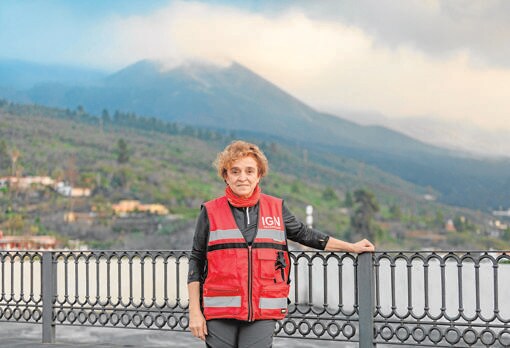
left=0, top=250, right=508, bottom=347
left=372, top=251, right=510, bottom=347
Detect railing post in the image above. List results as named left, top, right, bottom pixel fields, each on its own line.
left=357, top=252, right=375, bottom=347
left=42, top=251, right=56, bottom=343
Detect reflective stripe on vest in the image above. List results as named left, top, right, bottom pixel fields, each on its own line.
left=208, top=229, right=244, bottom=242
left=204, top=296, right=242, bottom=308
left=256, top=229, right=286, bottom=242
left=259, top=297, right=287, bottom=309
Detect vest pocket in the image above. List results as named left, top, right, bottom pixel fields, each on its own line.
left=202, top=285, right=242, bottom=315
left=257, top=249, right=277, bottom=279
left=260, top=283, right=289, bottom=296
left=207, top=249, right=239, bottom=279
left=259, top=284, right=290, bottom=318
left=203, top=285, right=240, bottom=298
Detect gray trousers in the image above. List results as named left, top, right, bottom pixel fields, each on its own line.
left=205, top=319, right=276, bottom=348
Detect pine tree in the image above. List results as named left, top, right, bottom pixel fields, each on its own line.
left=116, top=138, right=130, bottom=164
left=350, top=189, right=380, bottom=240
left=344, top=191, right=353, bottom=207
left=322, top=187, right=338, bottom=201
left=0, top=140, right=9, bottom=172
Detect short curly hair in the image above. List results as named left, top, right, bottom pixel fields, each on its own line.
left=214, top=140, right=269, bottom=179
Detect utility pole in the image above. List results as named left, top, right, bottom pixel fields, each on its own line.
left=306, top=205, right=313, bottom=229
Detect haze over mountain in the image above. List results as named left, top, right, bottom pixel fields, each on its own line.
left=1, top=59, right=510, bottom=210
left=329, top=108, right=510, bottom=159
left=0, top=59, right=106, bottom=90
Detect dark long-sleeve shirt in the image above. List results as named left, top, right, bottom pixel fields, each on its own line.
left=187, top=201, right=330, bottom=283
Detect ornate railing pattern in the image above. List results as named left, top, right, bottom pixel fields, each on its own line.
left=0, top=251, right=43, bottom=324
left=51, top=251, right=190, bottom=332
left=373, top=251, right=510, bottom=347
left=0, top=249, right=508, bottom=347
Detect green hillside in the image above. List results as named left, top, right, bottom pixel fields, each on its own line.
left=0, top=101, right=507, bottom=250
left=4, top=59, right=510, bottom=210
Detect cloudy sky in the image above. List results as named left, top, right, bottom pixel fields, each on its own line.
left=1, top=0, right=509, bottom=149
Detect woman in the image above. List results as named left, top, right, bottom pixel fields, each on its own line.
left=188, top=140, right=374, bottom=348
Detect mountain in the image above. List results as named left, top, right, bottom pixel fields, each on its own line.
left=23, top=60, right=452, bottom=156
left=1, top=59, right=510, bottom=210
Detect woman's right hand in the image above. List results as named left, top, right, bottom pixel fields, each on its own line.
left=189, top=309, right=208, bottom=341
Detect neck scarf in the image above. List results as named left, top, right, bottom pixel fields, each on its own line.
left=225, top=185, right=261, bottom=208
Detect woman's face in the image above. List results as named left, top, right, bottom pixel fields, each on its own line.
left=224, top=156, right=261, bottom=198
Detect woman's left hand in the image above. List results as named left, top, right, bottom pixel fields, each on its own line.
left=350, top=239, right=375, bottom=253
left=324, top=237, right=375, bottom=253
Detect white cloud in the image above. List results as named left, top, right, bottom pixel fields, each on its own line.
left=298, top=0, right=510, bottom=68
left=89, top=0, right=510, bottom=131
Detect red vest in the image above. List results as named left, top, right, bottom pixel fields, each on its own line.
left=202, top=194, right=290, bottom=321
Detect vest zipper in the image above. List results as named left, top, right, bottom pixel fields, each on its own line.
left=248, top=244, right=253, bottom=321
left=246, top=206, right=252, bottom=320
